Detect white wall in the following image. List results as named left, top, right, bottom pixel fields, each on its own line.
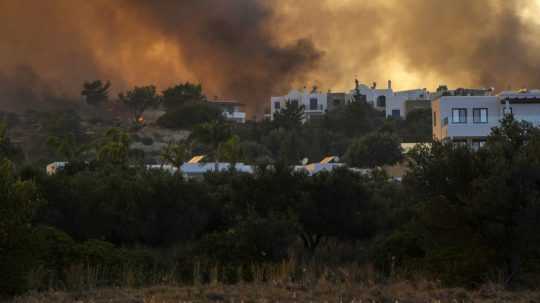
left=387, top=89, right=428, bottom=118
left=355, top=84, right=428, bottom=118
left=270, top=89, right=328, bottom=121
left=434, top=96, right=500, bottom=140
left=512, top=104, right=540, bottom=126
left=271, top=83, right=429, bottom=121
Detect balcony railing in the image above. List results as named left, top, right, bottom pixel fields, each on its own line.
left=223, top=111, right=246, bottom=120
left=305, top=104, right=324, bottom=112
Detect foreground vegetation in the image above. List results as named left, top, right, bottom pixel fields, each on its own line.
left=10, top=281, right=540, bottom=303
left=2, top=82, right=540, bottom=298
left=2, top=115, right=540, bottom=298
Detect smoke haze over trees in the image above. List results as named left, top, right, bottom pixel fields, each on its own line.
left=1, top=0, right=540, bottom=116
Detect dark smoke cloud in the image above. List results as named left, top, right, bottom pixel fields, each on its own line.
left=0, top=0, right=322, bottom=117
left=124, top=0, right=322, bottom=116
left=0, top=0, right=539, bottom=117
left=0, top=66, right=73, bottom=111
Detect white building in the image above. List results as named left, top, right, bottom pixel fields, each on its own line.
left=293, top=156, right=345, bottom=175
left=180, top=155, right=253, bottom=179
left=270, top=87, right=330, bottom=122
left=209, top=100, right=246, bottom=123
left=354, top=81, right=430, bottom=118
left=432, top=89, right=540, bottom=147
left=270, top=81, right=430, bottom=121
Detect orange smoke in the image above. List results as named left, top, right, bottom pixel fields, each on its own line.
left=1, top=0, right=540, bottom=118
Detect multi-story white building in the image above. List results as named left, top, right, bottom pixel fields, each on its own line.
left=270, top=87, right=332, bottom=122
left=270, top=81, right=430, bottom=121
left=353, top=80, right=430, bottom=118
left=432, top=90, right=540, bottom=147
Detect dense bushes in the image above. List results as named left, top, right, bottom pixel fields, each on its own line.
left=157, top=102, right=223, bottom=129
left=0, top=159, right=41, bottom=295
left=5, top=116, right=540, bottom=296
left=37, top=169, right=215, bottom=246
left=344, top=132, right=403, bottom=168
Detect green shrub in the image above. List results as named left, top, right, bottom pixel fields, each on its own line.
left=371, top=231, right=425, bottom=276
left=34, top=226, right=76, bottom=273
left=0, top=159, right=41, bottom=295
left=140, top=137, right=154, bottom=146
left=157, top=102, right=224, bottom=129
left=196, top=216, right=295, bottom=265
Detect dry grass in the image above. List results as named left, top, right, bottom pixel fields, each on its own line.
left=8, top=281, right=540, bottom=303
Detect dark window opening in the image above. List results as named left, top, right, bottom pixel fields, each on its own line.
left=377, top=96, right=386, bottom=107
left=472, top=140, right=486, bottom=150
left=289, top=99, right=299, bottom=107
left=309, top=98, right=318, bottom=110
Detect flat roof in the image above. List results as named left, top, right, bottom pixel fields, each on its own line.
left=209, top=100, right=244, bottom=106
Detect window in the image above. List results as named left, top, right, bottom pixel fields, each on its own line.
left=274, top=102, right=280, bottom=110
left=454, top=140, right=467, bottom=147
left=392, top=109, right=401, bottom=118
left=289, top=99, right=299, bottom=107
left=473, top=108, right=488, bottom=123
left=377, top=96, right=386, bottom=107
left=471, top=140, right=486, bottom=151
left=309, top=98, right=318, bottom=110
left=443, top=117, right=449, bottom=126
left=452, top=108, right=467, bottom=123
left=333, top=99, right=342, bottom=107
left=433, top=111, right=437, bottom=127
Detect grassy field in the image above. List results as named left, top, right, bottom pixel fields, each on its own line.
left=8, top=281, right=540, bottom=303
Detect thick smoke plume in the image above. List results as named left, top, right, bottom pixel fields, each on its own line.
left=274, top=0, right=540, bottom=92
left=1, top=0, right=539, bottom=116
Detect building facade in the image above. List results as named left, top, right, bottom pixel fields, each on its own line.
left=270, top=81, right=430, bottom=121
left=352, top=80, right=430, bottom=118
left=432, top=90, right=540, bottom=147
left=270, top=88, right=331, bottom=122
left=209, top=100, right=247, bottom=123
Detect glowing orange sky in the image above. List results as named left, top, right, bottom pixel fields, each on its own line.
left=1, top=0, right=540, bottom=116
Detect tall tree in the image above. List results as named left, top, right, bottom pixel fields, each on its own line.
left=118, top=86, right=160, bottom=124
left=324, top=101, right=384, bottom=137
left=96, top=128, right=131, bottom=165
left=157, top=102, right=224, bottom=130
left=81, top=80, right=111, bottom=107
left=293, top=168, right=376, bottom=254
left=405, top=116, right=540, bottom=285
left=162, top=82, right=204, bottom=110
left=47, top=134, right=88, bottom=162
left=0, top=122, right=23, bottom=162
left=160, top=141, right=190, bottom=172
left=219, top=135, right=243, bottom=169
left=0, top=159, right=41, bottom=294
left=273, top=101, right=304, bottom=130
left=344, top=132, right=403, bottom=168
left=191, top=121, right=231, bottom=171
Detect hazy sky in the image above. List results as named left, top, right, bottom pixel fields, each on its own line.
left=1, top=0, right=540, bottom=116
